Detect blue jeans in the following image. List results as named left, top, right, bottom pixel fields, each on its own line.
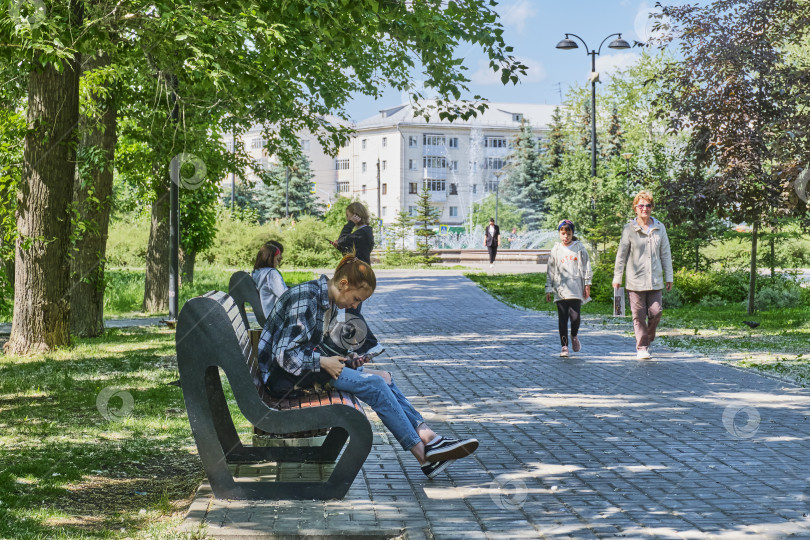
left=333, top=367, right=423, bottom=451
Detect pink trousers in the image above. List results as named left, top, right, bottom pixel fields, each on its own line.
left=628, top=290, right=663, bottom=350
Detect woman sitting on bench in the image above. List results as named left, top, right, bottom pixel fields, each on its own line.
left=252, top=240, right=288, bottom=319
left=257, top=252, right=478, bottom=478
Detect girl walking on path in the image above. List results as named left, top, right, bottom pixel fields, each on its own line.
left=257, top=253, right=479, bottom=478
left=545, top=219, right=592, bottom=357
left=252, top=240, right=288, bottom=319
left=612, top=191, right=673, bottom=360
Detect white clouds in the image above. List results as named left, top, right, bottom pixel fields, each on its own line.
left=499, top=0, right=538, bottom=34
left=471, top=57, right=546, bottom=86
left=595, top=51, right=641, bottom=79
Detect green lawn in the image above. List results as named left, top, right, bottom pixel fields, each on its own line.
left=467, top=272, right=810, bottom=386
left=0, top=327, right=219, bottom=538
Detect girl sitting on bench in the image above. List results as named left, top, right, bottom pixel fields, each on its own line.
left=257, top=252, right=478, bottom=478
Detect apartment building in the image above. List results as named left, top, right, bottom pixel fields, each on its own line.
left=325, top=102, right=557, bottom=226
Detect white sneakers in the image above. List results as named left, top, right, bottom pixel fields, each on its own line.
left=560, top=346, right=569, bottom=357
left=636, top=348, right=651, bottom=360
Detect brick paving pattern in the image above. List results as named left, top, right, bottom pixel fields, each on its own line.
left=182, top=270, right=810, bottom=539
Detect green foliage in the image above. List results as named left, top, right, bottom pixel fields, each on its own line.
left=468, top=194, right=523, bottom=233
left=323, top=196, right=354, bottom=228
left=502, top=120, right=549, bottom=228
left=252, top=155, right=323, bottom=221
left=0, top=106, right=24, bottom=318
left=281, top=216, right=342, bottom=268
left=388, top=210, right=415, bottom=252
left=413, top=184, right=440, bottom=265
left=755, top=286, right=802, bottom=310
left=106, top=213, right=151, bottom=267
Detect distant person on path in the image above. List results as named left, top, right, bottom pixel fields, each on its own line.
left=545, top=219, right=592, bottom=357
left=612, top=190, right=673, bottom=360
left=252, top=240, right=288, bottom=319
left=484, top=217, right=500, bottom=267
left=329, top=201, right=382, bottom=356
left=257, top=253, right=479, bottom=478
left=508, top=226, right=518, bottom=246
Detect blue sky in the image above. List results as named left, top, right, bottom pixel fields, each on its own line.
left=345, top=0, right=689, bottom=120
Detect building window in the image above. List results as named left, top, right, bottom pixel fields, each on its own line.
left=382, top=183, right=387, bottom=195
left=423, top=178, right=446, bottom=192
left=485, top=157, right=508, bottom=170
left=362, top=184, right=367, bottom=193
left=382, top=207, right=387, bottom=217
left=362, top=162, right=367, bottom=173
left=512, top=113, right=523, bottom=122
left=301, top=140, right=311, bottom=151
left=449, top=137, right=459, bottom=148
left=409, top=182, right=418, bottom=194
left=473, top=184, right=477, bottom=194
left=361, top=139, right=367, bottom=149
left=226, top=141, right=234, bottom=151
left=409, top=159, right=417, bottom=171
left=485, top=179, right=499, bottom=192
left=251, top=137, right=266, bottom=149
left=337, top=181, right=350, bottom=193
left=382, top=137, right=387, bottom=148
left=449, top=183, right=458, bottom=195
left=382, top=160, right=387, bottom=171
left=408, top=206, right=416, bottom=216
left=335, top=159, right=350, bottom=170
left=449, top=206, right=458, bottom=217
left=409, top=136, right=418, bottom=147
left=451, top=160, right=458, bottom=171
left=423, top=156, right=447, bottom=169
left=423, top=134, right=446, bottom=146
left=485, top=136, right=508, bottom=148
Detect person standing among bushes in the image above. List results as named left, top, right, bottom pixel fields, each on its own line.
left=329, top=201, right=382, bottom=356
left=545, top=219, right=592, bottom=357
left=612, top=191, right=673, bottom=360
left=252, top=240, right=288, bottom=319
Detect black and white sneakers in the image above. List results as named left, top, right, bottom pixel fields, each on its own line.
left=424, top=437, right=479, bottom=462
left=421, top=459, right=454, bottom=479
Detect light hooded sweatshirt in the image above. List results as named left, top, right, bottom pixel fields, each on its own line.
left=252, top=267, right=288, bottom=319
left=545, top=240, right=593, bottom=302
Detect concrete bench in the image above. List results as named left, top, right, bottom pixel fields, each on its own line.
left=176, top=291, right=372, bottom=500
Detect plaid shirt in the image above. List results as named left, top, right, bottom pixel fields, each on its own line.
left=257, top=275, right=331, bottom=382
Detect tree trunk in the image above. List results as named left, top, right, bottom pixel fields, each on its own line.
left=6, top=55, right=81, bottom=354
left=143, top=191, right=170, bottom=313
left=70, top=53, right=117, bottom=337
left=747, top=221, right=759, bottom=316
left=180, top=247, right=195, bottom=286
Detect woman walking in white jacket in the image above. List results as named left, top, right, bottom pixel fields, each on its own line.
left=545, top=219, right=593, bottom=357
left=612, top=191, right=673, bottom=360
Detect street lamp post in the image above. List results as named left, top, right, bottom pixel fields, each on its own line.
left=556, top=33, right=631, bottom=178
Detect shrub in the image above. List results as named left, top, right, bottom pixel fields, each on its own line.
left=698, top=294, right=726, bottom=307
left=671, top=269, right=719, bottom=304
left=754, top=286, right=802, bottom=310
left=662, top=287, right=683, bottom=308
left=106, top=213, right=150, bottom=267
left=589, top=261, right=616, bottom=304
left=282, top=216, right=342, bottom=268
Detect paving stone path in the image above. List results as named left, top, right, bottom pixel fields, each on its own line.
left=183, top=271, right=810, bottom=539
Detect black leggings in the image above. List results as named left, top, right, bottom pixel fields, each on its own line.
left=556, top=299, right=582, bottom=346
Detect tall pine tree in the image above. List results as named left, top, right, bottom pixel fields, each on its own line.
left=414, top=184, right=440, bottom=265
left=544, top=106, right=566, bottom=171
left=502, top=120, right=549, bottom=229
left=256, top=154, right=322, bottom=220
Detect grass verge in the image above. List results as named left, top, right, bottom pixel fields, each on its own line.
left=466, top=272, right=810, bottom=386
left=0, top=326, right=234, bottom=538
